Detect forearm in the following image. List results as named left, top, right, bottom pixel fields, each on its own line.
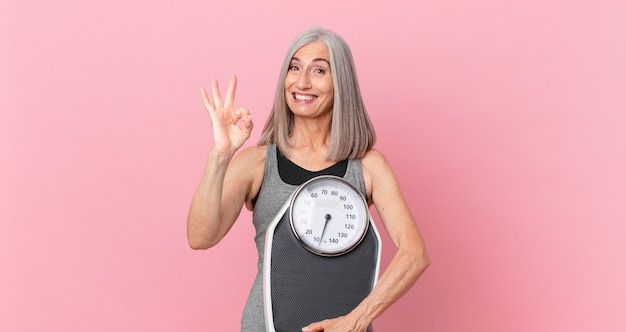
left=187, top=149, right=235, bottom=249
left=353, top=245, right=430, bottom=325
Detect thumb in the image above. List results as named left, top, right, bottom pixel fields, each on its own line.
left=301, top=323, right=323, bottom=332
left=238, top=107, right=253, bottom=131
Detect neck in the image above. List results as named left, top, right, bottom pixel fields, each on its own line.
left=289, top=116, right=332, bottom=151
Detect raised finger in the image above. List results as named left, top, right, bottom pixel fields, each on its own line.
left=224, top=75, right=237, bottom=110
left=200, top=87, right=214, bottom=112
left=211, top=79, right=223, bottom=109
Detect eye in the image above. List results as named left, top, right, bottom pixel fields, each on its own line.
left=313, top=68, right=326, bottom=74
left=289, top=65, right=300, bottom=71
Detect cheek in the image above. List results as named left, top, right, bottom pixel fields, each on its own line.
left=283, top=79, right=293, bottom=96
left=326, top=84, right=334, bottom=100
left=284, top=74, right=296, bottom=89
left=322, top=79, right=334, bottom=97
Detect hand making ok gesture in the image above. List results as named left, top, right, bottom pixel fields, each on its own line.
left=201, top=75, right=253, bottom=155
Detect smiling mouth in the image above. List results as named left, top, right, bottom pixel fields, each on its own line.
left=293, top=93, right=317, bottom=101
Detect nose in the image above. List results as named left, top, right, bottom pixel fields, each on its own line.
left=296, top=71, right=312, bottom=90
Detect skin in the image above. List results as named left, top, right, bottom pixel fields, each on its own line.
left=187, top=42, right=430, bottom=332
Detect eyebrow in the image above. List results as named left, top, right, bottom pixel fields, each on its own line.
left=291, top=56, right=330, bottom=65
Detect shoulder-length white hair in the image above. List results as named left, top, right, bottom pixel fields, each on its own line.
left=258, top=27, right=376, bottom=161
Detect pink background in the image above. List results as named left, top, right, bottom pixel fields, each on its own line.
left=2, top=0, right=625, bottom=331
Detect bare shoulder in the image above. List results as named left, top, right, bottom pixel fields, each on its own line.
left=361, top=148, right=390, bottom=170
left=360, top=149, right=396, bottom=202
left=229, top=145, right=267, bottom=181
left=361, top=148, right=396, bottom=181
left=231, top=145, right=267, bottom=166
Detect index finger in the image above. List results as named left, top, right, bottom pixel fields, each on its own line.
left=210, top=78, right=223, bottom=109
left=223, top=75, right=237, bottom=110
left=200, top=86, right=216, bottom=113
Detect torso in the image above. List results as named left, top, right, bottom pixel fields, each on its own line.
left=240, top=144, right=368, bottom=331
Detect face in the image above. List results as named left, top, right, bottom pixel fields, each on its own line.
left=284, top=42, right=334, bottom=118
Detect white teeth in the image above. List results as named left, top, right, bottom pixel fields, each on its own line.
left=294, top=94, right=316, bottom=101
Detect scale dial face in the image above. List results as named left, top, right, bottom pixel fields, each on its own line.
left=289, top=175, right=370, bottom=256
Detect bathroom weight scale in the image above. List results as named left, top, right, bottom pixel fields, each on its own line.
left=263, top=175, right=381, bottom=332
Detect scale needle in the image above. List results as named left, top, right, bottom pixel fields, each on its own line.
left=318, top=214, right=331, bottom=245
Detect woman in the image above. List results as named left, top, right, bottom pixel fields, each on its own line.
left=187, top=27, right=430, bottom=332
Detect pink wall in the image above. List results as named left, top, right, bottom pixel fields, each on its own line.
left=2, top=0, right=625, bottom=331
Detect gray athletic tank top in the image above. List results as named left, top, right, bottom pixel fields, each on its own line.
left=241, top=144, right=367, bottom=331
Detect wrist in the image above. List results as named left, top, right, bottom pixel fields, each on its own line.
left=351, top=298, right=380, bottom=327
left=209, top=147, right=235, bottom=161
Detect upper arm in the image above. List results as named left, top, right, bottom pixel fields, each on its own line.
left=221, top=146, right=265, bottom=218
left=186, top=145, right=266, bottom=249
left=361, top=150, right=425, bottom=250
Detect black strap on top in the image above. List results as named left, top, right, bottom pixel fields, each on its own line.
left=277, top=147, right=348, bottom=185
left=252, top=147, right=348, bottom=206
